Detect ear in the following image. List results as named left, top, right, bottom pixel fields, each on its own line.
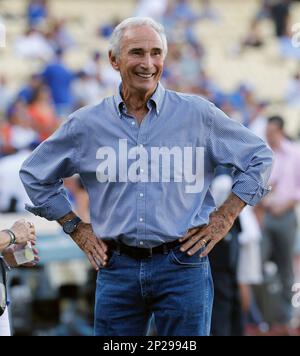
left=109, top=51, right=119, bottom=71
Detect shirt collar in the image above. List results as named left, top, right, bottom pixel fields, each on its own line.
left=114, top=82, right=165, bottom=118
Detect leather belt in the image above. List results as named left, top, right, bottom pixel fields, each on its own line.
left=106, top=239, right=182, bottom=259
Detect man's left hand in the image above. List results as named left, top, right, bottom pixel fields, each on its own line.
left=179, top=211, right=234, bottom=257
left=179, top=193, right=246, bottom=257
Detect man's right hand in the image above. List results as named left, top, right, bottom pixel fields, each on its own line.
left=71, top=222, right=108, bottom=271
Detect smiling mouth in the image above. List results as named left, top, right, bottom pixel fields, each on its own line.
left=136, top=73, right=155, bottom=79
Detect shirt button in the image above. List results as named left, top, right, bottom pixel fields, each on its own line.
left=139, top=193, right=144, bottom=197
left=139, top=218, right=144, bottom=222
left=140, top=241, right=144, bottom=246
left=139, top=144, right=144, bottom=148
left=140, top=169, right=144, bottom=173
left=131, top=121, right=135, bottom=126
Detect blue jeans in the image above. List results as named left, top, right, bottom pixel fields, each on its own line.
left=94, top=244, right=214, bottom=336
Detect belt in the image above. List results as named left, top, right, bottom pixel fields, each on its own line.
left=106, top=239, right=182, bottom=259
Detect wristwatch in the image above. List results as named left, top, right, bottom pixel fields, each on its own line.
left=62, top=217, right=82, bottom=235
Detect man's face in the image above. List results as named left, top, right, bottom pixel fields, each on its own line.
left=266, top=123, right=283, bottom=148
left=109, top=25, right=164, bottom=95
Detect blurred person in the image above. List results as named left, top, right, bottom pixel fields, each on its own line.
left=229, top=83, right=257, bottom=126
left=46, top=18, right=75, bottom=52
left=270, top=0, right=291, bottom=38
left=295, top=230, right=300, bottom=282
left=162, top=0, right=203, bottom=50
left=98, top=18, right=121, bottom=39
left=27, top=0, right=48, bottom=27
left=285, top=72, right=300, bottom=107
left=41, top=48, right=75, bottom=117
left=20, top=17, right=273, bottom=336
left=135, top=0, right=168, bottom=21
left=173, top=0, right=200, bottom=23
left=210, top=173, right=243, bottom=336
left=0, top=219, right=38, bottom=336
left=14, top=27, right=54, bottom=62
left=261, top=115, right=300, bottom=327
left=84, top=51, right=120, bottom=94
left=248, top=102, right=268, bottom=142
left=0, top=147, right=34, bottom=213
left=199, top=0, right=220, bottom=21
left=72, top=71, right=104, bottom=109
left=17, top=74, right=43, bottom=104
left=0, top=118, right=15, bottom=156
left=0, top=75, right=13, bottom=115
left=84, top=51, right=102, bottom=82
left=237, top=204, right=264, bottom=332
left=27, top=86, right=59, bottom=141
left=241, top=20, right=264, bottom=50
left=7, top=99, right=38, bottom=151
left=255, top=0, right=272, bottom=21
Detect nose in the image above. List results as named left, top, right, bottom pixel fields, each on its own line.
left=140, top=53, right=152, bottom=70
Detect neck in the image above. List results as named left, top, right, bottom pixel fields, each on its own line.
left=271, top=138, right=284, bottom=151
left=121, top=85, right=156, bottom=114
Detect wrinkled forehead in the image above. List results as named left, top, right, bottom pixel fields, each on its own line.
left=121, top=25, right=164, bottom=52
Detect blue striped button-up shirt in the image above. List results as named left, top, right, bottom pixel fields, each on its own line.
left=20, top=83, right=273, bottom=248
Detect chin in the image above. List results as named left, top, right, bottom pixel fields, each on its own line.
left=135, top=81, right=157, bottom=93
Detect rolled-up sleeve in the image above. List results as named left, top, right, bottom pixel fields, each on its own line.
left=208, top=104, right=273, bottom=206
left=19, top=116, right=80, bottom=220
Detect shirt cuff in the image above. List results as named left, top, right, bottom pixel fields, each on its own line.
left=232, top=173, right=272, bottom=206
left=25, top=191, right=73, bottom=221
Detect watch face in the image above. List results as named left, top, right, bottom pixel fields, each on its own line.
left=63, top=221, right=75, bottom=234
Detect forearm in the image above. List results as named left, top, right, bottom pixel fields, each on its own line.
left=215, top=193, right=246, bottom=225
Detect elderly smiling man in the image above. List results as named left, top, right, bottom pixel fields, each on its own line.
left=20, top=17, right=273, bottom=336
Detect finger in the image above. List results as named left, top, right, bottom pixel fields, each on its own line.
left=200, top=241, right=215, bottom=257
left=92, top=247, right=106, bottom=266
left=32, top=248, right=38, bottom=255
left=180, top=233, right=205, bottom=252
left=94, top=243, right=108, bottom=262
left=186, top=238, right=210, bottom=256
left=98, top=239, right=108, bottom=253
left=94, top=245, right=108, bottom=262
left=23, top=263, right=36, bottom=267
left=31, top=241, right=36, bottom=246
left=179, top=228, right=199, bottom=242
left=87, top=252, right=100, bottom=271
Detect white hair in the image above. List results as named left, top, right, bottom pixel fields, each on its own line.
left=108, top=17, right=168, bottom=59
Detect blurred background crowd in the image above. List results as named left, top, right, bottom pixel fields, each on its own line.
left=1, top=0, right=300, bottom=336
